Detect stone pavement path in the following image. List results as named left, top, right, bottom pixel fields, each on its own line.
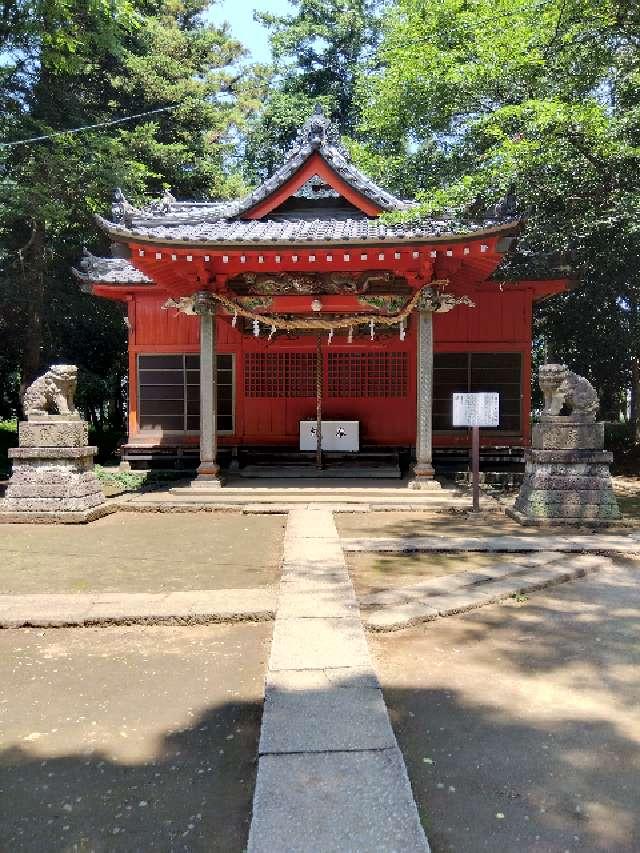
left=359, top=552, right=612, bottom=631
left=343, top=532, right=640, bottom=553
left=248, top=508, right=429, bottom=852
left=0, top=588, right=275, bottom=628
left=343, top=532, right=636, bottom=631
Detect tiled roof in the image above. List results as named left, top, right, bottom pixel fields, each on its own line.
left=91, top=108, right=520, bottom=258
left=107, top=107, right=414, bottom=233
left=223, top=106, right=413, bottom=217
left=72, top=250, right=155, bottom=286
left=96, top=214, right=518, bottom=246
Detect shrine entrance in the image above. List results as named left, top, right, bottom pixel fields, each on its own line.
left=164, top=279, right=467, bottom=485
left=76, top=107, right=568, bottom=486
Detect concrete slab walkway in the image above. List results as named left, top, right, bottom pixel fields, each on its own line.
left=248, top=508, right=429, bottom=852
left=343, top=532, right=640, bottom=554
left=359, top=553, right=612, bottom=631
left=0, top=588, right=276, bottom=628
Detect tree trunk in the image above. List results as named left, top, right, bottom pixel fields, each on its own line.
left=632, top=357, right=640, bottom=444
left=18, top=221, right=46, bottom=404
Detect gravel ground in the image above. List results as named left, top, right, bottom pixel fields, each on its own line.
left=0, top=623, right=271, bottom=852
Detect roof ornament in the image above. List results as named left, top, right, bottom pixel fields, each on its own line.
left=148, top=188, right=177, bottom=214
left=79, top=246, right=98, bottom=273
left=284, top=104, right=350, bottom=162
left=111, top=188, right=140, bottom=225
left=294, top=175, right=340, bottom=200
left=72, top=247, right=154, bottom=287
left=477, top=188, right=519, bottom=221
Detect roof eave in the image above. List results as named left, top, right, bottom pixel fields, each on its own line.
left=95, top=216, right=522, bottom=250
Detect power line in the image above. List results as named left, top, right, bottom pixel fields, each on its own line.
left=0, top=104, right=180, bottom=149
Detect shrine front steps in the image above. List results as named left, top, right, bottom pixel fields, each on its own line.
left=237, top=464, right=401, bottom=479
left=123, top=483, right=498, bottom=512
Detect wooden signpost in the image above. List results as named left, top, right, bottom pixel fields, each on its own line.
left=452, top=392, right=500, bottom=511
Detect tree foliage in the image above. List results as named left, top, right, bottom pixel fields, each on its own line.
left=0, top=0, right=257, bottom=429
left=245, top=0, right=382, bottom=181
left=359, top=0, right=640, bottom=424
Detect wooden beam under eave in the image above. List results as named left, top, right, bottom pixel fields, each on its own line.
left=90, top=284, right=158, bottom=301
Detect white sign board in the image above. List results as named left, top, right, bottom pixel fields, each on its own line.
left=452, top=393, right=500, bottom=427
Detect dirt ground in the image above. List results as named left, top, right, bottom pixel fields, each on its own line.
left=0, top=512, right=285, bottom=594
left=369, top=565, right=640, bottom=853
left=347, top=551, right=528, bottom=597
left=0, top=622, right=271, bottom=852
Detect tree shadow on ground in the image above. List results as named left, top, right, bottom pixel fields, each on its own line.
left=372, top=562, right=640, bottom=852
left=1, top=562, right=638, bottom=853
left=338, top=512, right=551, bottom=542
left=0, top=699, right=262, bottom=853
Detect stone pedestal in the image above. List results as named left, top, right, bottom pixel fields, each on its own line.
left=1, top=417, right=106, bottom=522
left=509, top=418, right=620, bottom=526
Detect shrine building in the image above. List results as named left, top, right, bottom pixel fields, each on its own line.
left=75, top=107, right=568, bottom=486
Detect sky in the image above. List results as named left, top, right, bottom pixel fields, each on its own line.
left=206, top=0, right=294, bottom=64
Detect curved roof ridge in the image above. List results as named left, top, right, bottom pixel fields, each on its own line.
left=228, top=106, right=413, bottom=217
left=107, top=108, right=414, bottom=230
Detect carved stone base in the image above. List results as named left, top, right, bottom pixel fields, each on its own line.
left=532, top=419, right=604, bottom=451
left=512, top=440, right=620, bottom=525
left=408, top=460, right=441, bottom=490
left=2, top=422, right=105, bottom=517
left=20, top=418, right=88, bottom=448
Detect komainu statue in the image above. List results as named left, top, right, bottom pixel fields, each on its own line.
left=539, top=363, right=599, bottom=421
left=23, top=365, right=78, bottom=418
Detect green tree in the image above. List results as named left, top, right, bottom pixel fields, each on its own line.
left=0, top=1, right=256, bottom=434
left=246, top=0, right=382, bottom=181
left=359, top=0, right=640, bottom=429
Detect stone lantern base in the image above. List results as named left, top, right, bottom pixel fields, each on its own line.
left=0, top=417, right=107, bottom=523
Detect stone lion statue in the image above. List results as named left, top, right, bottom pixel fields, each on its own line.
left=539, top=363, right=599, bottom=420
left=23, top=365, right=78, bottom=418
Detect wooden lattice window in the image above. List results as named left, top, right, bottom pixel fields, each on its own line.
left=244, top=352, right=316, bottom=397
left=433, top=352, right=522, bottom=432
left=327, top=352, right=408, bottom=398
left=138, top=354, right=234, bottom=432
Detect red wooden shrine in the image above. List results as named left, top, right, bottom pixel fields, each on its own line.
left=75, top=108, right=568, bottom=469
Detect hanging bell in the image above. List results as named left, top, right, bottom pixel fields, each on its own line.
left=253, top=319, right=260, bottom=337
left=347, top=326, right=353, bottom=344
left=369, top=319, right=375, bottom=340
left=268, top=324, right=276, bottom=341
left=231, top=311, right=238, bottom=328
left=328, top=328, right=334, bottom=345
left=399, top=318, right=406, bottom=341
